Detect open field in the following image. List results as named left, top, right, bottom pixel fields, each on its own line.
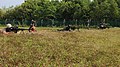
left=0, top=27, right=120, bottom=67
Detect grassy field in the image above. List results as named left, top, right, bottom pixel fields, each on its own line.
left=0, top=27, right=120, bottom=67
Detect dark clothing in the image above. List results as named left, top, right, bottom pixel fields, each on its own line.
left=6, top=28, right=12, bottom=32
left=5, top=27, right=15, bottom=32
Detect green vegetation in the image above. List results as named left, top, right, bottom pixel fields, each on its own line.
left=0, top=28, right=120, bottom=66
left=0, top=0, right=120, bottom=27
left=0, top=0, right=120, bottom=66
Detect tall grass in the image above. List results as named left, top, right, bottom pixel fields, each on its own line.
left=0, top=28, right=120, bottom=67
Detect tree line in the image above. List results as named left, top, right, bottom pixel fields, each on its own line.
left=0, top=0, right=120, bottom=27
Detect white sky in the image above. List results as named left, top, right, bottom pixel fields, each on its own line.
left=0, top=0, right=24, bottom=8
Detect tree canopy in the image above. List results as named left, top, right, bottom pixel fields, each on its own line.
left=0, top=0, right=120, bottom=27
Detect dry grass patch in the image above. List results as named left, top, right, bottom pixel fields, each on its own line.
left=0, top=28, right=120, bottom=67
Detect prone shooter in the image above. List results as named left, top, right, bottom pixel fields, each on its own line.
left=3, top=20, right=36, bottom=34
left=5, top=25, right=30, bottom=33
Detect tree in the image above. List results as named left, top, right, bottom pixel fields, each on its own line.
left=0, top=9, right=3, bottom=20
left=107, top=0, right=119, bottom=19
left=1, top=0, right=120, bottom=27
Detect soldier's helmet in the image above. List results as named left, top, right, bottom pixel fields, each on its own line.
left=6, top=23, right=12, bottom=28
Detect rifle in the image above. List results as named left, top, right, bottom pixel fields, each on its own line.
left=13, top=28, right=30, bottom=33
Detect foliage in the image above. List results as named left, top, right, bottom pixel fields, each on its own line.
left=0, top=9, right=5, bottom=20
left=1, top=0, right=120, bottom=27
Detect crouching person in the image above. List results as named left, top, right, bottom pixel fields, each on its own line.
left=29, top=20, right=36, bottom=32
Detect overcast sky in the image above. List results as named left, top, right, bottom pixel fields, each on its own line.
left=0, top=0, right=24, bottom=8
